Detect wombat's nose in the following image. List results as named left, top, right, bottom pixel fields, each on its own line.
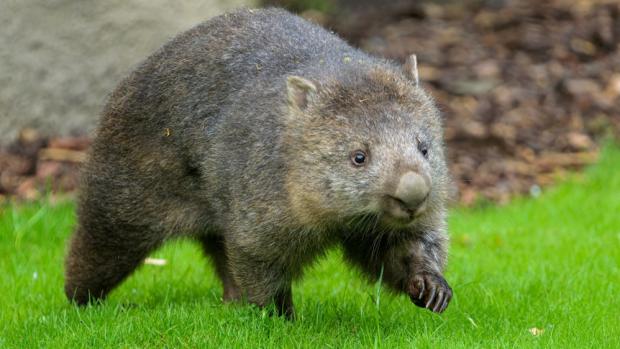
left=394, top=171, right=430, bottom=210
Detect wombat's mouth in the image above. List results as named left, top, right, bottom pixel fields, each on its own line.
left=382, top=195, right=427, bottom=227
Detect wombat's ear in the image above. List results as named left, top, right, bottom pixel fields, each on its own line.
left=287, top=76, right=317, bottom=111
left=403, top=54, right=419, bottom=87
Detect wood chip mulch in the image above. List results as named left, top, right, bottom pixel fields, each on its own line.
left=0, top=129, right=88, bottom=203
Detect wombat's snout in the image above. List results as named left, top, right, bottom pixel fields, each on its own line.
left=384, top=171, right=430, bottom=222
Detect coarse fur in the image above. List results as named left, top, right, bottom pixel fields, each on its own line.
left=64, top=8, right=453, bottom=318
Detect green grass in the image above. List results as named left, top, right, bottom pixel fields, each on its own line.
left=1, top=147, right=619, bottom=348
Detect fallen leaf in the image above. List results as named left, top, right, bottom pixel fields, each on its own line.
left=144, top=258, right=167, bottom=266
left=529, top=327, right=545, bottom=336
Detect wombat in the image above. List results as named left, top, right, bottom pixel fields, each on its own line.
left=64, top=8, right=452, bottom=318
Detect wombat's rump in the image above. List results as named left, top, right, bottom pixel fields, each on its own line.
left=64, top=8, right=452, bottom=318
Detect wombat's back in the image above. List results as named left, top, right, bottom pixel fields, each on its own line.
left=102, top=8, right=361, bottom=131
left=79, top=8, right=368, bottom=230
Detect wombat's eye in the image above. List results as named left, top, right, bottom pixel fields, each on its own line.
left=351, top=150, right=367, bottom=166
left=418, top=143, right=429, bottom=158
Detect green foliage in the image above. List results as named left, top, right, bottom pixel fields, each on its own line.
left=265, top=0, right=334, bottom=14
left=1, top=146, right=619, bottom=348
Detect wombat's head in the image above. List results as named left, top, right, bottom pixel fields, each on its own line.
left=284, top=56, right=450, bottom=231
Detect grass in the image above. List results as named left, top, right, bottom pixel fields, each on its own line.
left=1, top=147, right=619, bottom=348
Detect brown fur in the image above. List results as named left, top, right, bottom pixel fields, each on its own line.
left=64, top=8, right=453, bottom=318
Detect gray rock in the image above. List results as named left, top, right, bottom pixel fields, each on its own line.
left=0, top=0, right=252, bottom=143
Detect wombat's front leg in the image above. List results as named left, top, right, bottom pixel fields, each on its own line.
left=401, top=232, right=453, bottom=313
left=198, top=235, right=241, bottom=302
left=225, top=241, right=295, bottom=319
left=342, top=231, right=452, bottom=313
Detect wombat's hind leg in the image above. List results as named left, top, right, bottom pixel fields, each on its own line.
left=198, top=235, right=241, bottom=302
left=64, top=225, right=160, bottom=305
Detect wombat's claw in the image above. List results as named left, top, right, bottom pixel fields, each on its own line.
left=408, top=273, right=452, bottom=313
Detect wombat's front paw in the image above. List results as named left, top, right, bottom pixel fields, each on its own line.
left=407, top=273, right=452, bottom=313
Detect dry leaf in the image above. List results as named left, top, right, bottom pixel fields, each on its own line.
left=144, top=258, right=167, bottom=266
left=529, top=327, right=545, bottom=336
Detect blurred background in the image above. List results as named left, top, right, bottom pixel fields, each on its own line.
left=1, top=0, right=619, bottom=204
